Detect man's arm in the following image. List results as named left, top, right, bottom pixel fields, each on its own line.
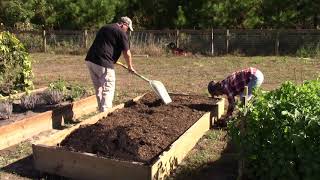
left=122, top=49, right=135, bottom=72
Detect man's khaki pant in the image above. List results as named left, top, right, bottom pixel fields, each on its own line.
left=86, top=61, right=115, bottom=112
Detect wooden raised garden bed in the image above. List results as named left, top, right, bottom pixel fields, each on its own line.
left=32, top=93, right=224, bottom=180
left=0, top=94, right=98, bottom=150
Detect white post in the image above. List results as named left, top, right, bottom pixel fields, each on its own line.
left=42, top=30, right=46, bottom=53
left=211, top=28, right=214, bottom=56
left=226, top=29, right=230, bottom=54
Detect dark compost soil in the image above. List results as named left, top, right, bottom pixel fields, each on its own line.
left=60, top=93, right=219, bottom=164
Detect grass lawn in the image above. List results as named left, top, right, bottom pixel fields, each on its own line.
left=1, top=53, right=319, bottom=179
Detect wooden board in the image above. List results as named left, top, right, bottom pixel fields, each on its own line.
left=0, top=111, right=53, bottom=150
left=0, top=95, right=98, bottom=150
left=151, top=112, right=211, bottom=180
left=33, top=145, right=150, bottom=180
left=0, top=87, right=48, bottom=101
left=32, top=96, right=225, bottom=180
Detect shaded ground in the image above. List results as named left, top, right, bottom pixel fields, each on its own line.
left=61, top=93, right=219, bottom=164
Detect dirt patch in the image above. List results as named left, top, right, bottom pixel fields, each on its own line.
left=60, top=93, right=219, bottom=164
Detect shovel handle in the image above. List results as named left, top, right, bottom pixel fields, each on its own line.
left=116, top=62, right=150, bottom=82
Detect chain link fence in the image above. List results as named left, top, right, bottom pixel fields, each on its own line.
left=8, top=29, right=320, bottom=56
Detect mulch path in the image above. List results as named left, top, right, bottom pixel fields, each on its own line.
left=60, top=93, right=219, bottom=164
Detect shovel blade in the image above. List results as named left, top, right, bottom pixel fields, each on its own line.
left=149, top=80, right=172, bottom=104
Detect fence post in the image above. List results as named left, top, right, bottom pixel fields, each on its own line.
left=176, top=29, right=179, bottom=48
left=42, top=30, right=46, bottom=53
left=211, top=28, right=214, bottom=56
left=275, top=31, right=279, bottom=56
left=226, top=29, right=230, bottom=54
left=238, top=86, right=248, bottom=180
left=83, top=29, right=88, bottom=48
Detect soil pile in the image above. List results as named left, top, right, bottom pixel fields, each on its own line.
left=60, top=93, right=218, bottom=164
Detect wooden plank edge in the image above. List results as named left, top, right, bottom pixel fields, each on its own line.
left=0, top=95, right=96, bottom=150
left=33, top=94, right=145, bottom=146
left=71, top=95, right=97, bottom=119
left=150, top=113, right=211, bottom=180
left=32, top=144, right=149, bottom=180
left=0, top=87, right=48, bottom=101
left=1, top=94, right=107, bottom=150
left=0, top=111, right=53, bottom=150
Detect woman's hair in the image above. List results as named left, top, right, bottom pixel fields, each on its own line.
left=207, top=80, right=217, bottom=95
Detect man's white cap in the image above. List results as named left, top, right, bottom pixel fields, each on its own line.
left=121, top=16, right=133, bottom=31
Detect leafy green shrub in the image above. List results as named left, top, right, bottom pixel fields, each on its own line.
left=0, top=31, right=34, bottom=96
left=68, top=84, right=86, bottom=101
left=48, top=79, right=87, bottom=101
left=229, top=79, right=320, bottom=180
left=48, top=78, right=68, bottom=96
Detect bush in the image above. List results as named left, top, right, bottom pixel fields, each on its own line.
left=48, top=78, right=68, bottom=94
left=48, top=79, right=87, bottom=101
left=0, top=31, right=34, bottom=96
left=68, top=85, right=86, bottom=101
left=229, top=79, right=320, bottom=180
left=20, top=94, right=40, bottom=110
left=42, top=90, right=64, bottom=105
left=296, top=43, right=320, bottom=58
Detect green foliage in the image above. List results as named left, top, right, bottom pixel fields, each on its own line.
left=48, top=79, right=87, bottom=101
left=296, top=43, right=320, bottom=58
left=45, top=0, right=120, bottom=30
left=174, top=6, right=186, bottom=28
left=0, top=0, right=34, bottom=27
left=68, top=84, right=87, bottom=101
left=0, top=31, right=34, bottom=96
left=229, top=79, right=320, bottom=179
left=48, top=78, right=68, bottom=93
left=1, top=0, right=319, bottom=30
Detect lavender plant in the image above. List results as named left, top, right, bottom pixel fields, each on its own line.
left=20, top=94, right=40, bottom=110
left=43, top=90, right=64, bottom=105
left=0, top=101, right=13, bottom=120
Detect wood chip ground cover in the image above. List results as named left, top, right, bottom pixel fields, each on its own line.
left=60, top=93, right=219, bottom=164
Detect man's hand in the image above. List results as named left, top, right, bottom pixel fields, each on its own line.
left=128, top=66, right=136, bottom=73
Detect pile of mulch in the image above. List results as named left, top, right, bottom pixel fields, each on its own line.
left=60, top=93, right=218, bottom=164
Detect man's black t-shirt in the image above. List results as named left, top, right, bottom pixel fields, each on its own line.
left=85, top=24, right=129, bottom=69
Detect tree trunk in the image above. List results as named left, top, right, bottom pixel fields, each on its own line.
left=314, top=13, right=318, bottom=29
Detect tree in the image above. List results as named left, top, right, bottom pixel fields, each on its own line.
left=50, top=0, right=121, bottom=30
left=174, top=5, right=187, bottom=28
left=1, top=0, right=34, bottom=27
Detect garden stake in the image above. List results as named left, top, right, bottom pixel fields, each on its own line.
left=238, top=86, right=248, bottom=180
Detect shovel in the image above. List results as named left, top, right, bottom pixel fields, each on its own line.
left=116, top=62, right=172, bottom=104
